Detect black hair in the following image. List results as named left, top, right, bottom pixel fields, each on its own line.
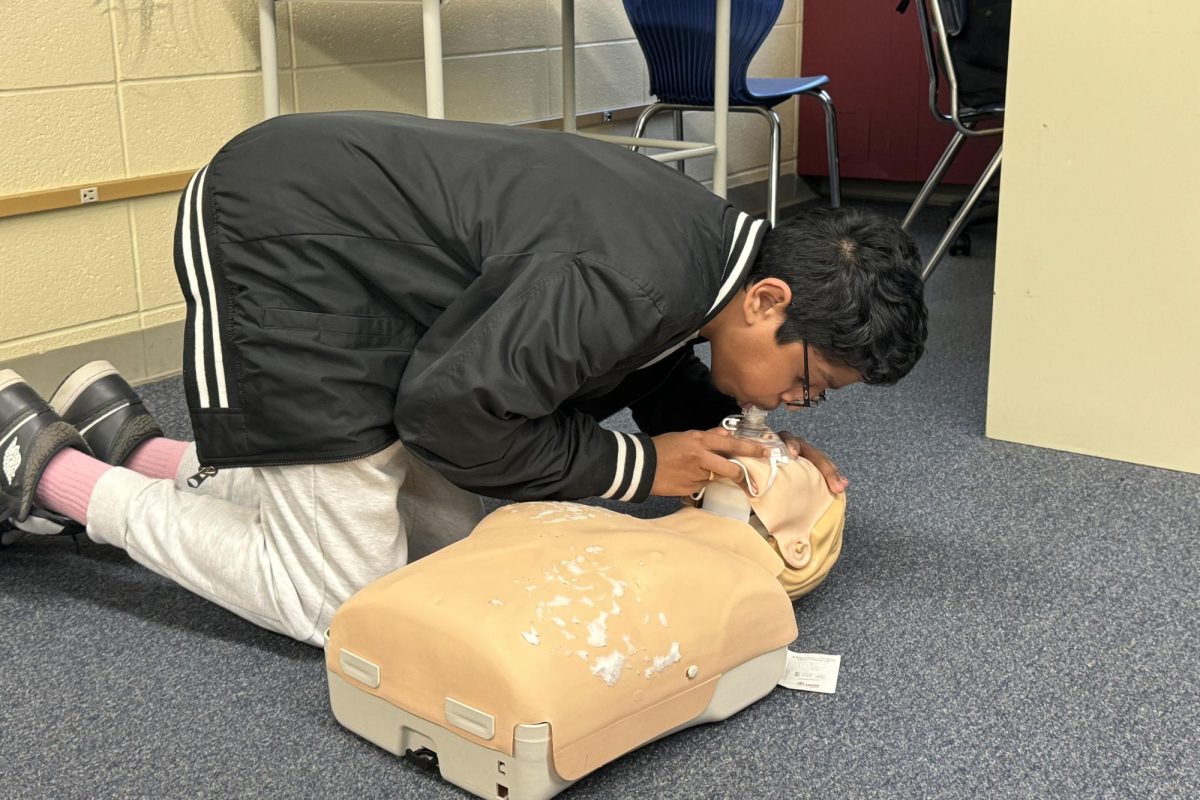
left=747, top=207, right=928, bottom=385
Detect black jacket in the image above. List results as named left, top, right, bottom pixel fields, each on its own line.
left=173, top=112, right=766, bottom=502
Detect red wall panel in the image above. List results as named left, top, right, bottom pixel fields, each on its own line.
left=796, top=0, right=999, bottom=185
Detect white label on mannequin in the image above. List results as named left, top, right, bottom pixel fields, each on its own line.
left=778, top=651, right=841, bottom=694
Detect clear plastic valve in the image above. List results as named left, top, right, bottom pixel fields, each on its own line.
left=731, top=405, right=789, bottom=460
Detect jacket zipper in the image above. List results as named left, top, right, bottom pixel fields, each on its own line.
left=185, top=441, right=397, bottom=488
left=186, top=466, right=218, bottom=488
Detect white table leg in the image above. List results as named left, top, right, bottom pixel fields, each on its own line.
left=259, top=0, right=280, bottom=118
left=713, top=0, right=730, bottom=198
left=561, top=0, right=576, bottom=132
left=423, top=0, right=445, bottom=119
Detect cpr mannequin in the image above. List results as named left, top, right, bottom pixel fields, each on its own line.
left=325, top=448, right=845, bottom=800
left=695, top=450, right=847, bottom=599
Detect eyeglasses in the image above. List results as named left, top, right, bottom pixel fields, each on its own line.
left=785, top=341, right=827, bottom=409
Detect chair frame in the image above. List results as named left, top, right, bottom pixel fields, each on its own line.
left=631, top=92, right=841, bottom=227
left=900, top=0, right=1005, bottom=280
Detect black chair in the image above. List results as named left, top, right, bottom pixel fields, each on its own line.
left=899, top=0, right=1010, bottom=280
left=623, top=0, right=841, bottom=226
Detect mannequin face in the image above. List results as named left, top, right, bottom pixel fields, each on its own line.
left=703, top=280, right=863, bottom=410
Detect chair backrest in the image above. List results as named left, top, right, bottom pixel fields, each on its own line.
left=910, top=0, right=1010, bottom=122
left=623, top=0, right=784, bottom=106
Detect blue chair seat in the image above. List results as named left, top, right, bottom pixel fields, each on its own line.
left=746, top=76, right=831, bottom=108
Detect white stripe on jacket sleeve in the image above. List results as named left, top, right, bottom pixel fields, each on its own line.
left=725, top=212, right=747, bottom=269
left=180, top=169, right=211, bottom=408
left=194, top=167, right=229, bottom=408
left=707, top=213, right=765, bottom=316
left=600, top=430, right=629, bottom=499
left=618, top=435, right=646, bottom=503
left=600, top=431, right=652, bottom=502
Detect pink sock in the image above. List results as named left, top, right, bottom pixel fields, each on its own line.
left=34, top=448, right=112, bottom=524
left=123, top=437, right=190, bottom=480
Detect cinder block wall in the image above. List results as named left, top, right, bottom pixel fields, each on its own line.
left=0, top=0, right=802, bottom=390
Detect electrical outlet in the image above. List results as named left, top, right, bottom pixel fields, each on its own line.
left=80, top=187, right=98, bottom=204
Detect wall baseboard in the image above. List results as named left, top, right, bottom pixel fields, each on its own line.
left=1, top=320, right=184, bottom=397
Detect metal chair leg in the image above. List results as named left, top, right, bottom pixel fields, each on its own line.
left=631, top=103, right=670, bottom=153
left=902, top=129, right=966, bottom=231
left=811, top=89, right=841, bottom=209
left=766, top=108, right=781, bottom=227
left=673, top=110, right=685, bottom=173
left=746, top=106, right=781, bottom=227
left=920, top=145, right=1002, bottom=281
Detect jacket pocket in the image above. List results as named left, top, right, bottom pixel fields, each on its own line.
left=261, top=308, right=419, bottom=351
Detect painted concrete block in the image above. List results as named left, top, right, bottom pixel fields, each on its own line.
left=296, top=61, right=427, bottom=114
left=1, top=1, right=115, bottom=90
left=784, top=0, right=800, bottom=25
left=0, top=88, right=125, bottom=195
left=122, top=75, right=263, bottom=174
left=446, top=51, right=550, bottom=123
left=130, top=194, right=184, bottom=310
left=443, top=0, right=547, bottom=56
left=291, top=2, right=424, bottom=67
left=113, top=0, right=291, bottom=79
left=751, top=24, right=798, bottom=78
left=545, top=0, right=636, bottom=46
left=0, top=204, right=139, bottom=344
left=549, top=42, right=645, bottom=117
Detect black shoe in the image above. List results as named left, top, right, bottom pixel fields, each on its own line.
left=49, top=361, right=163, bottom=467
left=1, top=508, right=85, bottom=549
left=0, top=370, right=90, bottom=525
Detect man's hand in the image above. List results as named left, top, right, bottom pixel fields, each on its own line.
left=779, top=431, right=849, bottom=494
left=650, top=428, right=770, bottom=497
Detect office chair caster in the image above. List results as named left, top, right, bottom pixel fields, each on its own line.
left=949, top=232, right=972, bottom=256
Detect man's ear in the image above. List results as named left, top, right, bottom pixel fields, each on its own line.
left=744, top=278, right=793, bottom=322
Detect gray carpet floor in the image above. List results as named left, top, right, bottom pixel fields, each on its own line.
left=1, top=203, right=1196, bottom=799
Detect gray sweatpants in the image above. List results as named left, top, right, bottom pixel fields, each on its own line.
left=86, top=442, right=485, bottom=646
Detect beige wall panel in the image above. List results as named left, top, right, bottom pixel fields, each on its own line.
left=987, top=4, right=1200, bottom=474
left=131, top=194, right=186, bottom=309
left=0, top=2, right=115, bottom=90
left=113, top=0, right=290, bottom=79
left=0, top=88, right=125, bottom=195
left=549, top=42, right=645, bottom=117
left=291, top=2, right=424, bottom=67
left=783, top=0, right=800, bottom=24
left=447, top=52, right=550, bottom=123
left=122, top=76, right=264, bottom=174
left=443, top=0, right=548, bottom=56
left=0, top=204, right=138, bottom=345
left=296, top=61, right=427, bottom=114
left=545, top=0, right=635, bottom=46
